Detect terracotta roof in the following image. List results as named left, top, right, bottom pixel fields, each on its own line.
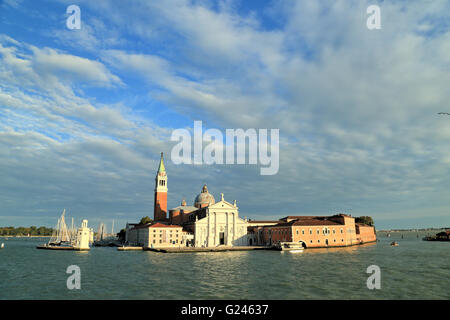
left=281, top=214, right=351, bottom=220
left=170, top=205, right=198, bottom=212
left=281, top=216, right=317, bottom=220
left=150, top=223, right=182, bottom=228
left=269, top=218, right=343, bottom=227
left=292, top=219, right=342, bottom=226
left=131, top=222, right=182, bottom=229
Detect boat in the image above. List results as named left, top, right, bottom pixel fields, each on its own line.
left=37, top=209, right=90, bottom=251
left=1, top=243, right=4, bottom=249
left=390, top=241, right=398, bottom=246
left=277, top=241, right=305, bottom=253
left=93, top=220, right=120, bottom=247
left=423, top=230, right=450, bottom=242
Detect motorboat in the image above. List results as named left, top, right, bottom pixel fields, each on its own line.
left=277, top=241, right=305, bottom=253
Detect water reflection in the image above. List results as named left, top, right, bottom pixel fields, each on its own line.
left=2, top=237, right=449, bottom=299
left=301, top=242, right=377, bottom=255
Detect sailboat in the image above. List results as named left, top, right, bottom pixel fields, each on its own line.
left=37, top=209, right=90, bottom=250
left=48, top=209, right=72, bottom=246
left=93, top=220, right=120, bottom=247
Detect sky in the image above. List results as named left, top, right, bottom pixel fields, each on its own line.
left=0, top=0, right=449, bottom=231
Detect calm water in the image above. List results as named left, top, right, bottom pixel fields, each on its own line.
left=0, top=231, right=449, bottom=299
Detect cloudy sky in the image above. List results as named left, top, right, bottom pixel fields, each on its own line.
left=0, top=0, right=449, bottom=230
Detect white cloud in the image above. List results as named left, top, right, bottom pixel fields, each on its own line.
left=1, top=1, right=449, bottom=228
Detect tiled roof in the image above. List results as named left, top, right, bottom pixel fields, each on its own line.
left=281, top=216, right=318, bottom=220
left=131, top=222, right=182, bottom=229
left=292, top=219, right=342, bottom=226
left=150, top=223, right=182, bottom=228
left=170, top=205, right=198, bottom=212
left=281, top=213, right=351, bottom=220
left=270, top=217, right=343, bottom=227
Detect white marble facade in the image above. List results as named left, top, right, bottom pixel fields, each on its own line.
left=193, top=195, right=248, bottom=247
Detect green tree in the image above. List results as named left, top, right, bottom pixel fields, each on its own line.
left=117, top=229, right=126, bottom=243
left=355, top=216, right=374, bottom=226
left=139, top=216, right=153, bottom=225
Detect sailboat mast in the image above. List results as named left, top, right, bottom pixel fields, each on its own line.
left=55, top=218, right=61, bottom=242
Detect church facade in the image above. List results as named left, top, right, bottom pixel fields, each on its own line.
left=126, top=152, right=249, bottom=248
left=125, top=152, right=376, bottom=249
left=180, top=192, right=248, bottom=247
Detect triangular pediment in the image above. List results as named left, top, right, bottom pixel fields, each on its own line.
left=208, top=199, right=236, bottom=209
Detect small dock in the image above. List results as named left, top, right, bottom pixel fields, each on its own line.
left=36, top=244, right=89, bottom=251
left=117, top=246, right=144, bottom=251
left=143, top=246, right=272, bottom=253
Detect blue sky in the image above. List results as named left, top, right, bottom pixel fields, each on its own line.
left=0, top=0, right=449, bottom=231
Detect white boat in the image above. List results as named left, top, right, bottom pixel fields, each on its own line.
left=278, top=241, right=305, bottom=253
left=37, top=209, right=90, bottom=251
left=1, top=243, right=4, bottom=249
left=48, top=209, right=72, bottom=246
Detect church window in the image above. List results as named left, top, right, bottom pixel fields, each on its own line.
left=302, top=230, right=305, bottom=235
left=309, top=229, right=312, bottom=234
left=317, top=229, right=320, bottom=234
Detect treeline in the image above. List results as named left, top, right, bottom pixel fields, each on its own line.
left=355, top=216, right=374, bottom=226
left=0, top=226, right=54, bottom=236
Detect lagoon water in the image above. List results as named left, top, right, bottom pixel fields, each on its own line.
left=0, top=231, right=449, bottom=299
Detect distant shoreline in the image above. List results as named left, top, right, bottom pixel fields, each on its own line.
left=0, top=235, right=51, bottom=238
left=377, top=228, right=449, bottom=232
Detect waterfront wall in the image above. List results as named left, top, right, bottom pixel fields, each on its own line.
left=251, top=214, right=377, bottom=248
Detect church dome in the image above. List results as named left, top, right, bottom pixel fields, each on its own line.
left=194, top=184, right=215, bottom=208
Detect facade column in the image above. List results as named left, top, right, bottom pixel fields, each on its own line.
left=214, top=212, right=217, bottom=246
left=207, top=212, right=210, bottom=247
left=233, top=212, right=236, bottom=245
left=226, top=213, right=230, bottom=245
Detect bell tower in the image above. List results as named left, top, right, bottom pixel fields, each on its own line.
left=154, top=152, right=168, bottom=221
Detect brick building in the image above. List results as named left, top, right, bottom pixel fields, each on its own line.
left=126, top=222, right=184, bottom=248
left=248, top=214, right=376, bottom=248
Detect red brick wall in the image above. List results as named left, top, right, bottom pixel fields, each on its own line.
left=259, top=216, right=376, bottom=248
left=154, top=192, right=167, bottom=221
left=292, top=226, right=348, bottom=248
left=170, top=209, right=181, bottom=225
left=356, top=225, right=377, bottom=243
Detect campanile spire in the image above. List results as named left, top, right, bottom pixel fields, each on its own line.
left=154, top=152, right=168, bottom=221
